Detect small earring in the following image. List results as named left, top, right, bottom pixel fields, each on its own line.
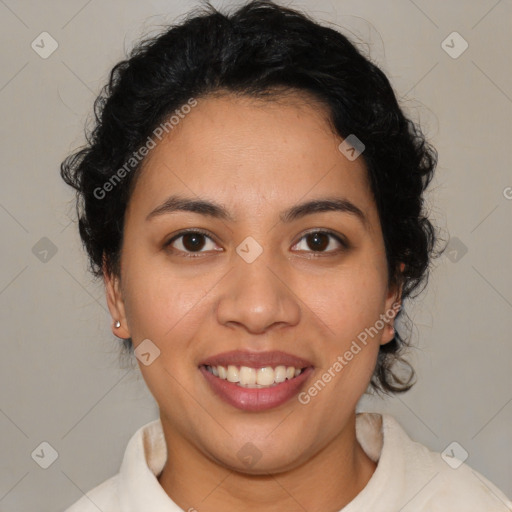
left=114, top=320, right=121, bottom=328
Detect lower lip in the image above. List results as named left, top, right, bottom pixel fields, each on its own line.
left=199, top=366, right=314, bottom=412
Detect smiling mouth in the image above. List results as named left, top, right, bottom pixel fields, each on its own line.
left=201, top=364, right=307, bottom=388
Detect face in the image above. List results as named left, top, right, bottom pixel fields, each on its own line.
left=105, top=92, right=401, bottom=474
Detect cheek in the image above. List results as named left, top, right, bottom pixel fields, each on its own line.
left=305, top=264, right=388, bottom=344
left=300, top=271, right=385, bottom=404
left=122, top=255, right=220, bottom=364
left=121, top=265, right=209, bottom=402
left=121, top=262, right=193, bottom=342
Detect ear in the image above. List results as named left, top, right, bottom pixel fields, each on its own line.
left=103, top=255, right=131, bottom=339
left=380, top=262, right=405, bottom=345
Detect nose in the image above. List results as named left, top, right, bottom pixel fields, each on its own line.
left=215, top=251, right=301, bottom=334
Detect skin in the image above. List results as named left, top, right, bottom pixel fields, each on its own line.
left=104, top=91, right=402, bottom=512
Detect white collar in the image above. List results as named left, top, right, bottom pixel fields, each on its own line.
left=116, top=412, right=404, bottom=511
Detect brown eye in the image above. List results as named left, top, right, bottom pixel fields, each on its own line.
left=306, top=232, right=329, bottom=251
left=181, top=232, right=207, bottom=252
left=293, top=230, right=347, bottom=253
left=165, top=230, right=220, bottom=256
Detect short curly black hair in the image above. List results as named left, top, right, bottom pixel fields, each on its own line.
left=60, top=0, right=444, bottom=394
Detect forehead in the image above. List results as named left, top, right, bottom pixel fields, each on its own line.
left=128, top=92, right=375, bottom=224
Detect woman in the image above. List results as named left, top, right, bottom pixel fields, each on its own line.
left=60, top=1, right=512, bottom=510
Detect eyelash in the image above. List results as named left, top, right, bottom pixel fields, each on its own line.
left=164, top=228, right=349, bottom=258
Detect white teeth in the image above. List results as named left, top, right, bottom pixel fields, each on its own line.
left=227, top=365, right=239, bottom=383
left=218, top=365, right=227, bottom=379
left=256, top=367, right=274, bottom=386
left=274, top=365, right=287, bottom=383
left=205, top=364, right=305, bottom=387
left=239, top=366, right=257, bottom=385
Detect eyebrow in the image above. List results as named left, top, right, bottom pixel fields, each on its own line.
left=146, top=194, right=369, bottom=230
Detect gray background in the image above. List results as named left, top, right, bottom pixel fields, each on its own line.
left=0, top=1, right=511, bottom=510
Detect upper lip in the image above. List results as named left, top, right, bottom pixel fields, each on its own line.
left=199, top=350, right=313, bottom=369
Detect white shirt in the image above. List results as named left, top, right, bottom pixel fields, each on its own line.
left=64, top=412, right=512, bottom=511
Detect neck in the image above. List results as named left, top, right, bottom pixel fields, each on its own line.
left=157, top=411, right=377, bottom=512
